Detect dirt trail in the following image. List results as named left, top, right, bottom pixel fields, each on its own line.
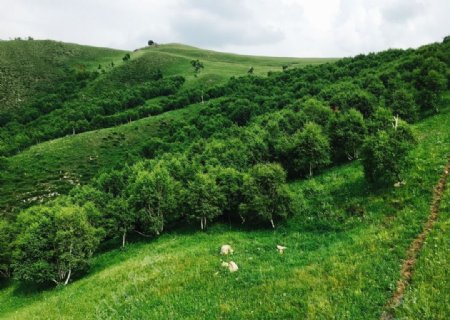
left=381, top=157, right=450, bottom=320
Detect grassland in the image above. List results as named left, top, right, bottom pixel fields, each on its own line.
left=0, top=40, right=126, bottom=112
left=0, top=103, right=448, bottom=319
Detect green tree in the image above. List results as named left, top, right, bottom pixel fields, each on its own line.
left=361, top=122, right=416, bottom=187
left=13, top=204, right=102, bottom=285
left=290, top=122, right=331, bottom=177
left=190, top=59, right=204, bottom=77
left=391, top=88, right=419, bottom=122
left=0, top=220, right=15, bottom=278
left=210, top=166, right=244, bottom=222
left=185, top=172, right=224, bottom=230
left=105, top=197, right=135, bottom=247
left=239, top=163, right=293, bottom=228
left=329, top=109, right=367, bottom=162
left=128, top=166, right=178, bottom=236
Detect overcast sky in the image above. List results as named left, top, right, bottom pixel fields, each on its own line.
left=1, top=0, right=449, bottom=57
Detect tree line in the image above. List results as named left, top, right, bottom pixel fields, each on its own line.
left=0, top=37, right=448, bottom=285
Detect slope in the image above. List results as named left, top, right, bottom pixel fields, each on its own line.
left=0, top=102, right=448, bottom=319
left=0, top=39, right=126, bottom=113
left=0, top=41, right=336, bottom=213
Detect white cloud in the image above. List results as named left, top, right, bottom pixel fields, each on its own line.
left=0, top=0, right=448, bottom=57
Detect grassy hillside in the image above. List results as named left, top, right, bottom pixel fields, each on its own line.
left=139, top=43, right=335, bottom=86
left=0, top=39, right=125, bottom=112
left=0, top=41, right=336, bottom=212
left=0, top=103, right=205, bottom=212
left=0, top=104, right=448, bottom=319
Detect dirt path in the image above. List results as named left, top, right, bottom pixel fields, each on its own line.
left=380, top=157, right=450, bottom=320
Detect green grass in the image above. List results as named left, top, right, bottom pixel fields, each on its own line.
left=0, top=40, right=126, bottom=112
left=0, top=102, right=205, bottom=211
left=394, top=176, right=450, bottom=319
left=0, top=106, right=448, bottom=319
left=142, top=43, right=337, bottom=88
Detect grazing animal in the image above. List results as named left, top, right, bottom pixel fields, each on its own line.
left=277, top=245, right=286, bottom=254
left=220, top=244, right=234, bottom=255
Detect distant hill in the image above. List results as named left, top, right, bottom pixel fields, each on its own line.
left=0, top=39, right=125, bottom=113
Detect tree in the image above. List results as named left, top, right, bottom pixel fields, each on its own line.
left=390, top=88, right=418, bottom=122
left=248, top=67, right=254, bottom=74
left=105, top=197, right=135, bottom=247
left=239, top=163, right=293, bottom=228
left=128, top=166, right=178, bottom=236
left=301, top=98, right=333, bottom=127
left=0, top=220, right=15, bottom=278
left=190, top=59, right=204, bottom=77
left=148, top=40, right=155, bottom=46
left=13, top=204, right=102, bottom=285
left=329, top=109, right=367, bottom=162
left=210, top=166, right=244, bottom=222
left=185, top=172, right=224, bottom=230
left=367, top=107, right=393, bottom=134
left=289, top=122, right=331, bottom=177
left=361, top=122, right=416, bottom=187
left=122, top=53, right=131, bottom=62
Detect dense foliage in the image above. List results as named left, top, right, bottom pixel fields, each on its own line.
left=0, top=37, right=448, bottom=285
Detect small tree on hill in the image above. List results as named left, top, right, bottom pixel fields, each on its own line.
left=0, top=220, right=15, bottom=278
left=13, top=204, right=102, bottom=285
left=190, top=59, right=204, bottom=77
left=239, top=163, right=293, bottom=228
left=329, top=109, right=367, bottom=162
left=390, top=88, right=418, bottom=122
left=122, top=53, right=131, bottom=62
left=290, top=122, right=331, bottom=177
left=148, top=40, right=155, bottom=46
left=185, top=172, right=224, bottom=230
left=361, top=121, right=416, bottom=187
left=128, top=166, right=179, bottom=236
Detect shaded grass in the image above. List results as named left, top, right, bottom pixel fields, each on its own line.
left=0, top=103, right=205, bottom=212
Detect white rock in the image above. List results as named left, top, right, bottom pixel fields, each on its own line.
left=228, top=261, right=239, bottom=272
left=220, top=244, right=234, bottom=255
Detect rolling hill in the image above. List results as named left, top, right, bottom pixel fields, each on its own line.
left=0, top=40, right=336, bottom=213
left=0, top=37, right=449, bottom=320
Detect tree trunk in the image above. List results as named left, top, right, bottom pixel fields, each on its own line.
left=122, top=230, right=126, bottom=247
left=309, top=163, right=313, bottom=177
left=200, top=217, right=204, bottom=230
left=270, top=218, right=275, bottom=228
left=64, top=269, right=72, bottom=285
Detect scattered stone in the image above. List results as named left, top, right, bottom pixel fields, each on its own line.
left=221, top=261, right=239, bottom=272
left=227, top=261, right=239, bottom=272
left=277, top=245, right=287, bottom=254
left=220, top=244, right=234, bottom=255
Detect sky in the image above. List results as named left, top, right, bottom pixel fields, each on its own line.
left=1, top=0, right=449, bottom=57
